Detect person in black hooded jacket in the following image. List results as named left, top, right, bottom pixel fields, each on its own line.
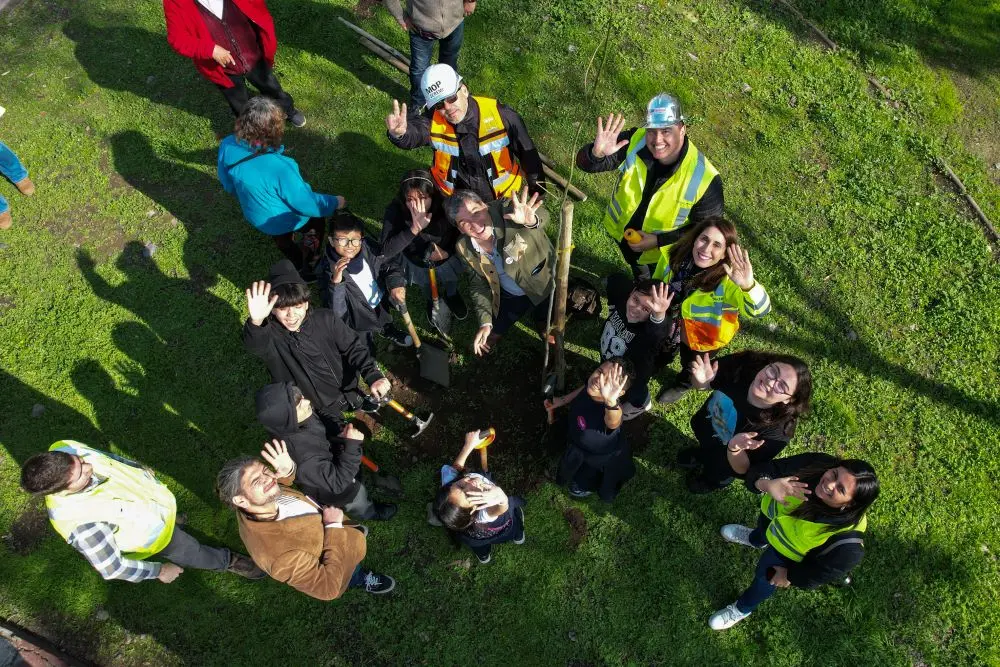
left=318, top=211, right=412, bottom=352
left=255, top=381, right=397, bottom=520
left=243, top=259, right=391, bottom=430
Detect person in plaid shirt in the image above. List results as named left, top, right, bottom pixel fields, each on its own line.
left=20, top=440, right=265, bottom=584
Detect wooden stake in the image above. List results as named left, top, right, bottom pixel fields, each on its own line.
left=551, top=200, right=574, bottom=389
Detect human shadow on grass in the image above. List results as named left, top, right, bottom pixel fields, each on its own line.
left=62, top=15, right=232, bottom=136
left=723, top=210, right=1000, bottom=428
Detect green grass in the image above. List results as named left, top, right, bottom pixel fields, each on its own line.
left=1, top=0, right=999, bottom=664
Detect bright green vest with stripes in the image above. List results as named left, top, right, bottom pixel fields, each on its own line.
left=45, top=441, right=177, bottom=559
left=602, top=130, right=719, bottom=265
left=760, top=494, right=867, bottom=563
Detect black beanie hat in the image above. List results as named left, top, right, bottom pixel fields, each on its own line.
left=267, top=259, right=305, bottom=289
left=256, top=382, right=301, bottom=436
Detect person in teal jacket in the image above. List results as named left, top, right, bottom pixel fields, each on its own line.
left=218, top=96, right=345, bottom=277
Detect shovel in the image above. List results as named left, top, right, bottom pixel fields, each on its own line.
left=473, top=427, right=495, bottom=473
left=426, top=249, right=452, bottom=338
left=361, top=454, right=404, bottom=495
left=361, top=393, right=434, bottom=439
left=395, top=299, right=451, bottom=388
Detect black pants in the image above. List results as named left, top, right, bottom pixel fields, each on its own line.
left=618, top=238, right=652, bottom=281
left=665, top=343, right=717, bottom=389
left=218, top=59, right=296, bottom=117
left=272, top=217, right=325, bottom=273
left=156, top=526, right=231, bottom=571
left=492, top=291, right=550, bottom=337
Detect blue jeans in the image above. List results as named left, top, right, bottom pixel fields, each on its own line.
left=0, top=141, right=29, bottom=214
left=735, top=514, right=792, bottom=614
left=408, top=21, right=465, bottom=108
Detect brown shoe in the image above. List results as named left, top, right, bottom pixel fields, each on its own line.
left=15, top=178, right=35, bottom=196
left=0, top=211, right=10, bottom=230
left=227, top=552, right=267, bottom=580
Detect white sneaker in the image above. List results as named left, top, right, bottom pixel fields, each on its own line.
left=709, top=603, right=750, bottom=630
left=720, top=524, right=762, bottom=548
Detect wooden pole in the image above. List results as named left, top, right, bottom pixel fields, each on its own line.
left=551, top=200, right=574, bottom=389
left=542, top=163, right=588, bottom=202
left=338, top=17, right=411, bottom=64
left=358, top=38, right=411, bottom=75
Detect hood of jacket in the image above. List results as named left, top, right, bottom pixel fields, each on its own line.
left=256, top=382, right=300, bottom=436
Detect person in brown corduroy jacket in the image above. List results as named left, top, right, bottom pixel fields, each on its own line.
left=217, top=440, right=396, bottom=599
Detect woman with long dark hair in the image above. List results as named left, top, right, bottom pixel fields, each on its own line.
left=679, top=350, right=813, bottom=493
left=379, top=169, right=467, bottom=328
left=651, top=217, right=771, bottom=404
left=708, top=453, right=880, bottom=630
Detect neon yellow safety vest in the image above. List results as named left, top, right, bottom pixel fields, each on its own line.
left=760, top=494, right=867, bottom=563
left=653, top=253, right=771, bottom=351
left=602, top=130, right=719, bottom=265
left=45, top=441, right=177, bottom=560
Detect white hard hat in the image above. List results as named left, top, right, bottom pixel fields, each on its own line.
left=420, top=64, right=463, bottom=110
left=645, top=93, right=685, bottom=129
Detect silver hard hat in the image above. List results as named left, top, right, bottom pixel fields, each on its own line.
left=645, top=93, right=685, bottom=129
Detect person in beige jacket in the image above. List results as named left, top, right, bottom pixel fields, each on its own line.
left=383, top=0, right=477, bottom=108
left=217, top=439, right=395, bottom=599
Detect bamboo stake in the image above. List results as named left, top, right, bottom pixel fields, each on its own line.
left=338, top=17, right=410, bottom=64
left=551, top=200, right=575, bottom=389
left=358, top=37, right=410, bottom=75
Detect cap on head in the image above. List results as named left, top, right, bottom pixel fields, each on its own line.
left=645, top=93, right=684, bottom=129
left=420, top=64, right=463, bottom=110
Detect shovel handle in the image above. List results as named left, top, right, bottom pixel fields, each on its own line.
left=361, top=455, right=379, bottom=472
left=428, top=265, right=440, bottom=300
left=386, top=399, right=415, bottom=421
left=396, top=306, right=422, bottom=349
left=478, top=446, right=488, bottom=473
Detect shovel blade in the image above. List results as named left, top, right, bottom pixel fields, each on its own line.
left=428, top=298, right=452, bottom=337
left=418, top=343, right=451, bottom=387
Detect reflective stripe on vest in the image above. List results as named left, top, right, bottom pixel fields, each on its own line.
left=429, top=97, right=523, bottom=199
left=759, top=493, right=867, bottom=563
left=601, top=130, right=718, bottom=265
left=45, top=441, right=177, bottom=560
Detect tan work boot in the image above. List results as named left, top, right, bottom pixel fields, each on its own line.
left=15, top=178, right=35, bottom=196
left=0, top=210, right=11, bottom=230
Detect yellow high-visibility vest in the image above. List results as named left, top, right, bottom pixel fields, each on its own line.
left=760, top=494, right=867, bottom=563
left=430, top=96, right=523, bottom=199
left=45, top=441, right=176, bottom=559
left=602, top=130, right=718, bottom=265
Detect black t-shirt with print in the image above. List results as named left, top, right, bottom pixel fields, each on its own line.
left=690, top=352, right=796, bottom=465
left=568, top=392, right=623, bottom=454
left=599, top=273, right=670, bottom=385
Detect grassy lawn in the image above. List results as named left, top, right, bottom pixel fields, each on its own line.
left=1, top=0, right=999, bottom=664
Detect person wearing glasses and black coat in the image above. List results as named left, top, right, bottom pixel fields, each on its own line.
left=679, top=350, right=813, bottom=494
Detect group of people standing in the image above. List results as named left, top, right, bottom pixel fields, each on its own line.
left=15, top=0, right=880, bottom=636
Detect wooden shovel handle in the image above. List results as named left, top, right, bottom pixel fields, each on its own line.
left=397, top=307, right=422, bottom=349
left=428, top=265, right=440, bottom=300
left=478, top=446, right=488, bottom=473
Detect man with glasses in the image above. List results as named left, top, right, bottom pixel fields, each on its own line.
left=385, top=64, right=545, bottom=202
left=576, top=94, right=724, bottom=279
left=19, top=440, right=265, bottom=584
left=318, top=211, right=413, bottom=351
left=447, top=187, right=552, bottom=355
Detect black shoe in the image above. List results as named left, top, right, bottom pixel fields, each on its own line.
left=227, top=553, right=267, bottom=580
left=656, top=385, right=689, bottom=405
left=685, top=472, right=732, bottom=495
left=475, top=549, right=492, bottom=564
left=676, top=447, right=700, bottom=470
left=361, top=570, right=395, bottom=594
left=380, top=324, right=413, bottom=348
left=341, top=390, right=363, bottom=410
left=512, top=506, right=525, bottom=545
left=287, top=109, right=306, bottom=128
left=442, top=292, right=467, bottom=320
left=620, top=397, right=652, bottom=421
left=373, top=502, right=398, bottom=521
left=567, top=482, right=592, bottom=499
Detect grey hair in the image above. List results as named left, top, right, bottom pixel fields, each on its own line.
left=234, top=96, right=285, bottom=149
left=216, top=456, right=257, bottom=509
left=444, top=189, right=486, bottom=226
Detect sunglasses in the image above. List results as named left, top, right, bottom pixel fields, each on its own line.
left=432, top=93, right=460, bottom=111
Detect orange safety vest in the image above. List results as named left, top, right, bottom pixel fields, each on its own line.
left=429, top=97, right=523, bottom=199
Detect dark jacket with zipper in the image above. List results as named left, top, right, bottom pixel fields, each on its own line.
left=454, top=198, right=554, bottom=328
left=243, top=308, right=384, bottom=416
left=379, top=198, right=459, bottom=267
left=318, top=237, right=406, bottom=334
left=256, top=382, right=363, bottom=507
left=745, top=453, right=866, bottom=589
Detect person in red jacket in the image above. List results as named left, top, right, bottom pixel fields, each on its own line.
left=163, top=0, right=305, bottom=126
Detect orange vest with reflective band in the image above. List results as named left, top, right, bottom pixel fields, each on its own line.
left=429, top=97, right=524, bottom=199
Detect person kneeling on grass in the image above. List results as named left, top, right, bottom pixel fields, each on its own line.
left=318, top=210, right=413, bottom=352
left=678, top=350, right=812, bottom=494
left=21, top=440, right=264, bottom=585
left=244, top=259, right=391, bottom=430
left=598, top=274, right=673, bottom=420
left=217, top=440, right=395, bottom=598
left=435, top=431, right=525, bottom=565
left=256, top=381, right=398, bottom=521
left=709, top=452, right=879, bottom=630
left=546, top=358, right=637, bottom=502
